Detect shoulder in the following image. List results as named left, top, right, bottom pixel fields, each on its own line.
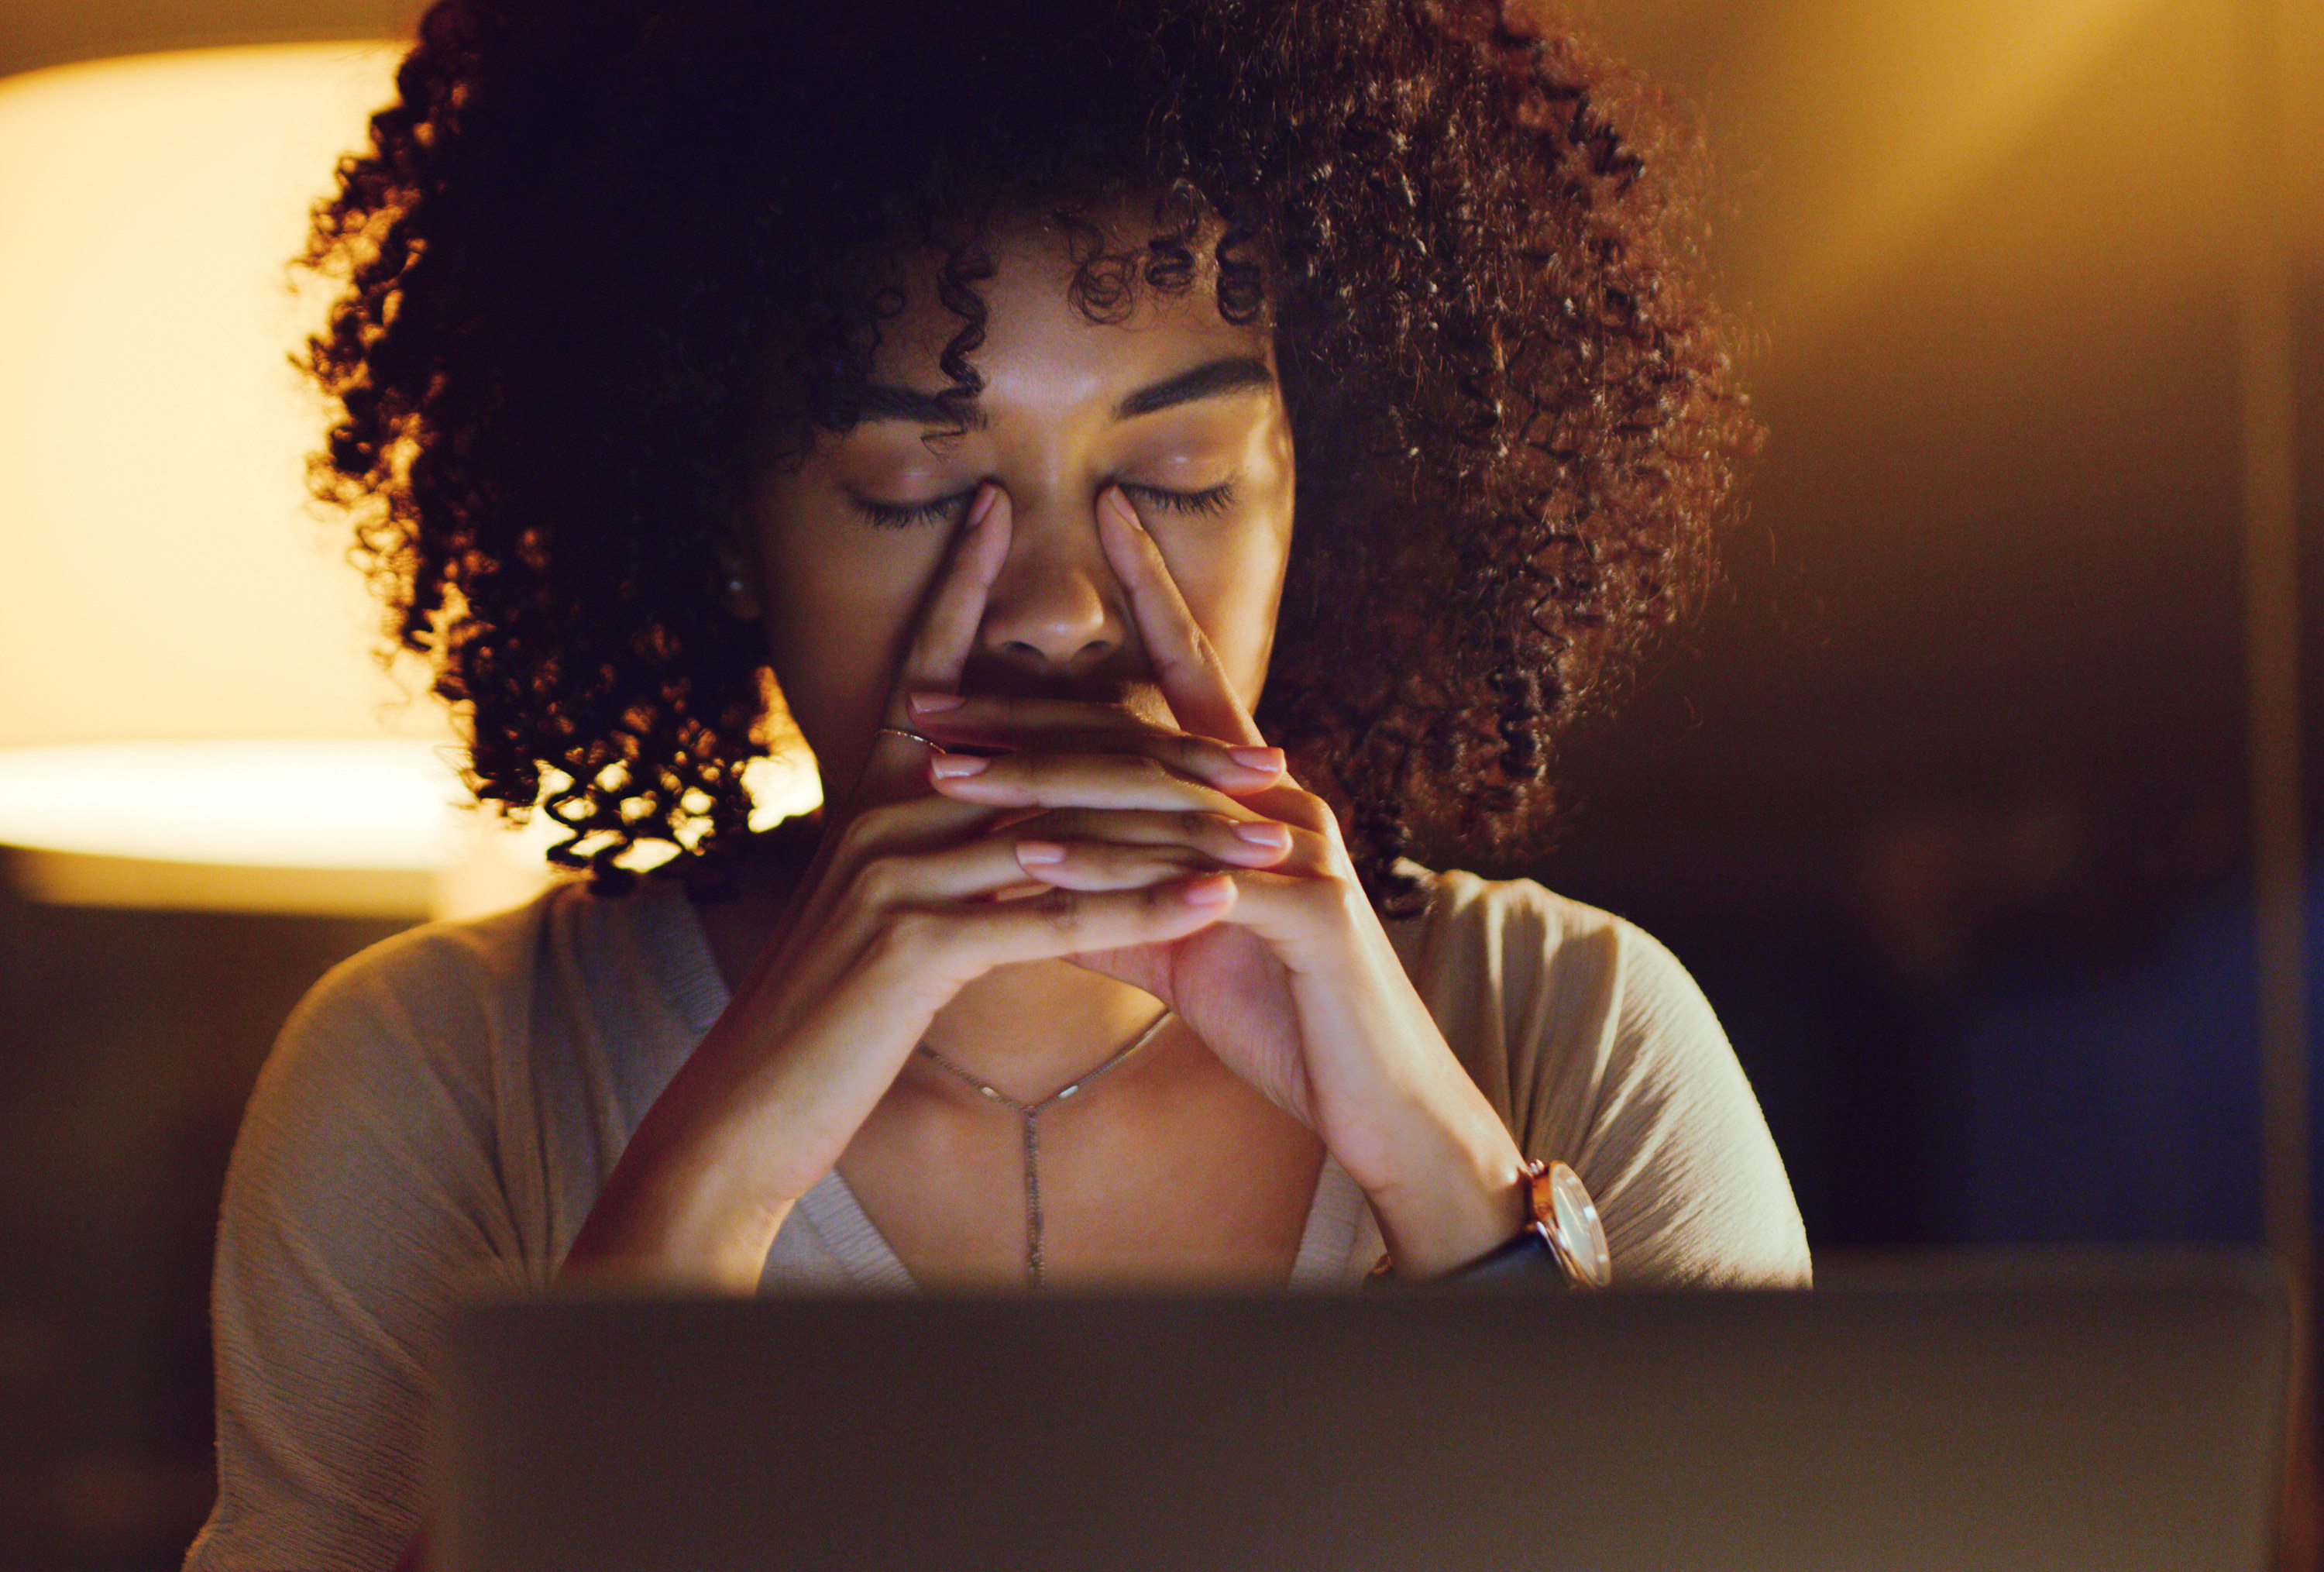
left=287, top=883, right=554, bottom=1032
left=226, top=890, right=554, bottom=1230
left=195, top=888, right=628, bottom=1572
left=1387, top=861, right=1812, bottom=1288
left=232, top=873, right=729, bottom=1271
left=271, top=873, right=700, bottom=1065
left=1382, top=859, right=1697, bottom=1071
left=246, top=875, right=685, bottom=1151
left=209, top=877, right=686, bottom=1378
left=1424, top=868, right=1733, bottom=1072
left=263, top=882, right=566, bottom=1093
left=1391, top=862, right=1636, bottom=968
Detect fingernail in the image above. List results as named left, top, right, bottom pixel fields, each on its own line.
left=910, top=691, right=964, bottom=714
left=1101, top=487, right=1140, bottom=528
left=1226, top=746, right=1284, bottom=773
left=966, top=485, right=999, bottom=530
left=1179, top=875, right=1232, bottom=906
left=1015, top=839, right=1067, bottom=866
left=1232, top=820, right=1291, bottom=847
left=930, top=753, right=988, bottom=779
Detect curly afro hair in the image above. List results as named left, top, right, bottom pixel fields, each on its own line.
left=300, top=0, right=1756, bottom=913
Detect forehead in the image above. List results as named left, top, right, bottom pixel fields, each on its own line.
left=871, top=218, right=1274, bottom=409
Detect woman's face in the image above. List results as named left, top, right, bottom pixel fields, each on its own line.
left=741, top=220, right=1297, bottom=806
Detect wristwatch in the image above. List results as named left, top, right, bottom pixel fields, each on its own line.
left=1367, top=1158, right=1612, bottom=1291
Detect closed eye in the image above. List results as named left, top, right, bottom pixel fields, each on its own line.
left=850, top=480, right=1237, bottom=529
left=851, top=489, right=974, bottom=529
left=1126, top=480, right=1236, bottom=517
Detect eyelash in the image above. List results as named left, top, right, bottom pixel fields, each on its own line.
left=853, top=481, right=1238, bottom=529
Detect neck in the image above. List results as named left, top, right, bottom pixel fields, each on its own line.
left=913, top=961, right=1171, bottom=1105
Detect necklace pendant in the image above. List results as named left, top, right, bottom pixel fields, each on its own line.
left=909, top=1007, right=1173, bottom=1295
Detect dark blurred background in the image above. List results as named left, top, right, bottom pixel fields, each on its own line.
left=0, top=0, right=2317, bottom=1567
left=1560, top=0, right=2324, bottom=1263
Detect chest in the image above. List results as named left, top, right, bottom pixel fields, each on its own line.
left=834, top=1051, right=1328, bottom=1292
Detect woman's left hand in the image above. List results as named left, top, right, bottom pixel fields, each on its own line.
left=916, top=487, right=1530, bottom=1275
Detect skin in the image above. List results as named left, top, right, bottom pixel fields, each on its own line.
left=577, top=212, right=1532, bottom=1295
left=732, top=219, right=1299, bottom=1102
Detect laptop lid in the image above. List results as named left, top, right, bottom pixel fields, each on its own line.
left=430, top=1251, right=2289, bottom=1572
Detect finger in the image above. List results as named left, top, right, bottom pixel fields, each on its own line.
left=751, top=824, right=1032, bottom=1009
left=850, top=484, right=1009, bottom=805
left=1096, top=485, right=1265, bottom=747
left=758, top=793, right=1076, bottom=1010
left=754, top=790, right=1012, bottom=975
left=929, top=748, right=1241, bottom=814
left=853, top=819, right=1092, bottom=903
left=1157, top=866, right=1370, bottom=967
left=1012, top=831, right=1302, bottom=891
left=902, top=875, right=1237, bottom=985
left=1016, top=807, right=1301, bottom=856
left=910, top=693, right=1285, bottom=790
left=1012, top=840, right=1218, bottom=889
left=895, top=482, right=1006, bottom=702
left=1009, top=808, right=1308, bottom=875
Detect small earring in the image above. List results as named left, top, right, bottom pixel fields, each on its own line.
left=727, top=576, right=746, bottom=596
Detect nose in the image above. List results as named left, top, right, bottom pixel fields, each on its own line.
left=975, top=491, right=1128, bottom=678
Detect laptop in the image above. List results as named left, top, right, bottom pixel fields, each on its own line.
left=428, top=1250, right=2291, bottom=1572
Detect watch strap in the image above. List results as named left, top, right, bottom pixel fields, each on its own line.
left=1363, top=1158, right=1610, bottom=1292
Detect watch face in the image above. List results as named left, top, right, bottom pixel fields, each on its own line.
left=1545, top=1162, right=1613, bottom=1289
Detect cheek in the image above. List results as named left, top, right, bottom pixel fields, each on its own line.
left=1171, top=418, right=1301, bottom=693
left=755, top=521, right=939, bottom=746
left=1157, top=511, right=1291, bottom=702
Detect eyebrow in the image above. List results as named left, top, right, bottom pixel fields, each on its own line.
left=853, top=354, right=1276, bottom=431
left=1114, top=355, right=1275, bottom=418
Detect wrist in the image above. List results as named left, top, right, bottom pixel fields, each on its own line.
left=1350, top=1075, right=1532, bottom=1281
left=566, top=1021, right=835, bottom=1291
left=564, top=1123, right=794, bottom=1294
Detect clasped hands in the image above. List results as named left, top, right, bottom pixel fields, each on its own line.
left=899, top=483, right=1531, bottom=1270
left=585, top=479, right=1537, bottom=1285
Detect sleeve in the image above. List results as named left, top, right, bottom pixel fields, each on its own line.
left=1559, top=919, right=1813, bottom=1290
left=182, top=924, right=531, bottom=1572
left=1404, top=869, right=1811, bottom=1292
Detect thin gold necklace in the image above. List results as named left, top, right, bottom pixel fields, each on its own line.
left=915, top=1007, right=1173, bottom=1291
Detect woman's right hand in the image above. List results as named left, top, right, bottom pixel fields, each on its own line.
left=560, top=483, right=1266, bottom=1291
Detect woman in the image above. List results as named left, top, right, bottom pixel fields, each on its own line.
left=189, top=0, right=1810, bottom=1567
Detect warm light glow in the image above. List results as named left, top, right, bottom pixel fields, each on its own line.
left=0, top=741, right=822, bottom=917
left=0, top=43, right=426, bottom=749
left=0, top=47, right=824, bottom=914
left=1700, top=0, right=2164, bottom=345
left=0, top=740, right=508, bottom=869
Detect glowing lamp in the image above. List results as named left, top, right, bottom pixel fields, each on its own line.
left=0, top=45, right=818, bottom=920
